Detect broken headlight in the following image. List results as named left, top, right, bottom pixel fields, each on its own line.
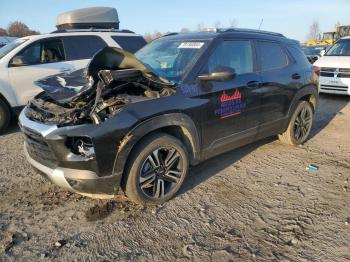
left=66, top=137, right=95, bottom=159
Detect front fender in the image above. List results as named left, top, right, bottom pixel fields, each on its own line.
left=0, top=76, right=18, bottom=107
left=112, top=112, right=201, bottom=177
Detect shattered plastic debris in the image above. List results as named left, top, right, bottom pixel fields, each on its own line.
left=54, top=239, right=67, bottom=248
left=306, top=164, right=319, bottom=171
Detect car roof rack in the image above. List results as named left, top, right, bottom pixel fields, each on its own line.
left=50, top=28, right=135, bottom=34
left=56, top=7, right=120, bottom=30
left=200, top=27, right=285, bottom=37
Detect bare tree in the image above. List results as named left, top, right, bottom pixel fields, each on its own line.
left=229, top=19, right=237, bottom=28
left=214, top=20, right=221, bottom=28
left=154, top=31, right=162, bottom=39
left=0, top=28, right=8, bottom=36
left=7, top=21, right=39, bottom=37
left=144, top=33, right=153, bottom=43
left=180, top=27, right=190, bottom=33
left=143, top=31, right=164, bottom=42
left=307, top=21, right=321, bottom=41
left=28, top=29, right=40, bottom=35
left=196, top=23, right=204, bottom=31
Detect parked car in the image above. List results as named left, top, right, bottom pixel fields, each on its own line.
left=301, top=45, right=330, bottom=64
left=0, top=30, right=146, bottom=132
left=314, top=37, right=350, bottom=95
left=0, top=36, right=17, bottom=48
left=19, top=28, right=319, bottom=205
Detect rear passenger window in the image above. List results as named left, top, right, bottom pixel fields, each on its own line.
left=207, top=40, right=254, bottom=75
left=41, top=39, right=65, bottom=63
left=63, top=36, right=107, bottom=60
left=287, top=45, right=310, bottom=66
left=111, top=36, right=147, bottom=53
left=258, top=41, right=288, bottom=71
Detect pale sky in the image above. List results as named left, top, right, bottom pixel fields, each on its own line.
left=0, top=0, right=349, bottom=41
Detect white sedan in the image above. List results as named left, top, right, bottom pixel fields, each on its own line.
left=314, top=36, right=350, bottom=95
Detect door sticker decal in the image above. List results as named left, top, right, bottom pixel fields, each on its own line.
left=215, top=89, right=246, bottom=119
left=181, top=84, right=198, bottom=96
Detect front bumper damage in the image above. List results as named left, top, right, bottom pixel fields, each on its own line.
left=19, top=110, right=121, bottom=198
left=19, top=47, right=177, bottom=198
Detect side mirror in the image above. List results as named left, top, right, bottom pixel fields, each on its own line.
left=198, top=66, right=236, bottom=82
left=9, top=56, right=26, bottom=67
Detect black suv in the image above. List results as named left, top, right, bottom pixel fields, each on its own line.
left=19, top=28, right=318, bottom=205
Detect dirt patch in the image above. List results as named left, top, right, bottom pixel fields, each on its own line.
left=0, top=94, right=349, bottom=261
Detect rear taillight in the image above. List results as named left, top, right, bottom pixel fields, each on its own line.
left=313, top=66, right=320, bottom=76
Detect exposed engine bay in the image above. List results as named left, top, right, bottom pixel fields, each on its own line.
left=25, top=47, right=176, bottom=126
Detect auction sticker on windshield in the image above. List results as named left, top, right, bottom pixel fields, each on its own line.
left=178, top=42, right=204, bottom=49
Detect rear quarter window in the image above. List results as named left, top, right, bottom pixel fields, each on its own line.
left=111, top=35, right=147, bottom=53
left=62, top=35, right=107, bottom=60
left=286, top=44, right=311, bottom=67
left=257, top=41, right=288, bottom=71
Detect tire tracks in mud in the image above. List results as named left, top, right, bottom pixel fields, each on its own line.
left=0, top=95, right=350, bottom=261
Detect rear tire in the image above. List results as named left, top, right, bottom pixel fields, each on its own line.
left=123, top=133, right=189, bottom=206
left=0, top=99, right=11, bottom=134
left=278, top=101, right=313, bottom=146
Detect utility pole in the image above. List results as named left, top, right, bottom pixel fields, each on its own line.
left=258, top=18, right=264, bottom=30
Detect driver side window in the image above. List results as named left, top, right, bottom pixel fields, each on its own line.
left=208, top=40, right=253, bottom=75
left=13, top=38, right=65, bottom=66
left=17, top=43, right=41, bottom=65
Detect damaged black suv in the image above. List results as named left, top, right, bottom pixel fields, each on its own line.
left=19, top=28, right=318, bottom=205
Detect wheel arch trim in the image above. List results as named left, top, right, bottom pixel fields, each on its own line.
left=287, top=84, right=319, bottom=117
left=112, top=113, right=201, bottom=178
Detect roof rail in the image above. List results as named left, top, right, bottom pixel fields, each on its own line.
left=219, top=28, right=285, bottom=37
left=199, top=27, right=284, bottom=37
left=50, top=28, right=135, bottom=34
left=159, top=32, right=179, bottom=38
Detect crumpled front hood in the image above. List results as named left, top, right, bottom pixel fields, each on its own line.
left=34, top=68, right=90, bottom=101
left=35, top=47, right=168, bottom=102
left=85, top=46, right=150, bottom=77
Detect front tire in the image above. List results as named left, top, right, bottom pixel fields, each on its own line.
left=0, top=99, right=11, bottom=134
left=123, top=133, right=189, bottom=206
left=278, top=101, right=314, bottom=145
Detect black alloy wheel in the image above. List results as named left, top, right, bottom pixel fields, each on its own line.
left=123, top=133, right=189, bottom=205
left=278, top=101, right=314, bottom=145
left=139, top=147, right=184, bottom=199
left=293, top=105, right=312, bottom=142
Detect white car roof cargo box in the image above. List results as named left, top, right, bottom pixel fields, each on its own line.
left=56, top=7, right=119, bottom=30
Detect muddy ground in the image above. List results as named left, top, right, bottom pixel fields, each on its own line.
left=0, top=94, right=349, bottom=261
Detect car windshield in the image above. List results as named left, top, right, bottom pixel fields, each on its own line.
left=301, top=46, right=324, bottom=56
left=0, top=38, right=28, bottom=59
left=135, top=38, right=208, bottom=83
left=326, top=40, right=350, bottom=56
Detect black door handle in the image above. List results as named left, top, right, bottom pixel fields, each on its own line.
left=246, top=80, right=260, bottom=88
left=292, top=73, right=301, bottom=80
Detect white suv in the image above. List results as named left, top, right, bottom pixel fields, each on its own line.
left=0, top=30, right=146, bottom=131
left=314, top=37, right=350, bottom=95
